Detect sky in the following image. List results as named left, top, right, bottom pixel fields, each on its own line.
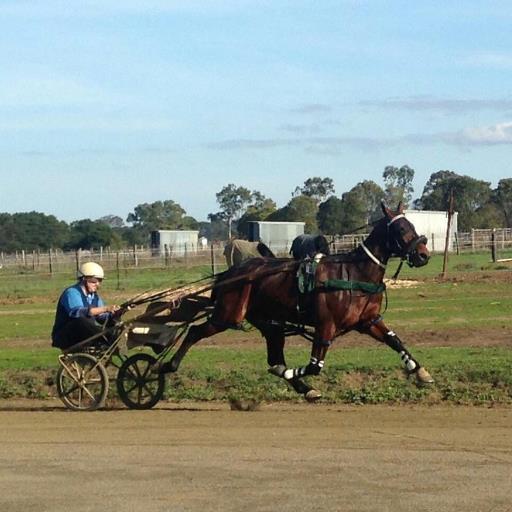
left=1, top=0, right=512, bottom=223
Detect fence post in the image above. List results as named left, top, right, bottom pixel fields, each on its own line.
left=116, top=252, right=120, bottom=290
left=75, top=249, right=81, bottom=274
left=442, top=192, right=455, bottom=278
left=133, top=245, right=138, bottom=267
left=491, top=229, right=497, bottom=262
left=49, top=249, right=53, bottom=276
left=210, top=243, right=215, bottom=275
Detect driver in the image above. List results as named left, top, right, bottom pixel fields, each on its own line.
left=51, top=262, right=120, bottom=350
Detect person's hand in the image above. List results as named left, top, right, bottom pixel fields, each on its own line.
left=105, top=304, right=121, bottom=315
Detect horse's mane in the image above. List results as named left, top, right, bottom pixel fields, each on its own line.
left=323, top=247, right=368, bottom=264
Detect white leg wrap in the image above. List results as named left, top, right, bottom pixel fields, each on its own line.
left=400, top=350, right=417, bottom=372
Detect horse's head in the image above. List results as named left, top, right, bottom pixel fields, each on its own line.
left=381, top=202, right=430, bottom=268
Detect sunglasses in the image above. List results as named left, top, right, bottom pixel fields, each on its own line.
left=86, top=278, right=103, bottom=284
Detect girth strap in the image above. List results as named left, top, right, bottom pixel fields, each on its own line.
left=318, top=279, right=386, bottom=294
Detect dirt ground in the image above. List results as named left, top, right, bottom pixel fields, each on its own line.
left=0, top=400, right=510, bottom=512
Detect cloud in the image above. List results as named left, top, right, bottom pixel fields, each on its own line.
left=279, top=123, right=324, bottom=135
left=207, top=135, right=394, bottom=153
left=458, top=122, right=512, bottom=145
left=209, top=121, right=512, bottom=153
left=288, top=104, right=333, bottom=115
left=359, top=96, right=512, bottom=114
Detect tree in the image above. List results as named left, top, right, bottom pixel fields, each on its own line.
left=317, top=196, right=344, bottom=234
left=65, top=219, right=113, bottom=250
left=493, top=179, right=512, bottom=227
left=338, top=190, right=369, bottom=234
left=211, top=184, right=260, bottom=239
left=416, top=171, right=493, bottom=231
left=267, top=195, right=318, bottom=233
left=336, top=181, right=386, bottom=234
left=412, top=170, right=456, bottom=210
left=206, top=213, right=229, bottom=240
left=294, top=177, right=335, bottom=204
left=237, top=193, right=277, bottom=238
left=96, top=215, right=125, bottom=228
left=0, top=212, right=69, bottom=251
left=126, top=200, right=196, bottom=243
left=383, top=165, right=414, bottom=207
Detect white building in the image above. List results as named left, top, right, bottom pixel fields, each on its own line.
left=404, top=210, right=458, bottom=252
left=247, top=221, right=305, bottom=254
left=151, top=230, right=199, bottom=256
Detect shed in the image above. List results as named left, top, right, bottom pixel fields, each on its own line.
left=404, top=210, right=458, bottom=252
left=247, top=221, right=305, bottom=254
left=151, top=230, right=199, bottom=256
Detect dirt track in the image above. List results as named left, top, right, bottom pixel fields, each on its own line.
left=0, top=401, right=510, bottom=512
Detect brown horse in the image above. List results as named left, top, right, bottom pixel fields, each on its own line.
left=160, top=203, right=433, bottom=401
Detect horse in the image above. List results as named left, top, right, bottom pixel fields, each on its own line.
left=159, top=202, right=433, bottom=401
left=223, top=239, right=275, bottom=267
left=289, top=234, right=330, bottom=260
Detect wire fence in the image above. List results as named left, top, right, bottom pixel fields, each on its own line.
left=2, top=228, right=512, bottom=277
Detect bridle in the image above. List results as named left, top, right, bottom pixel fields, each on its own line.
left=359, top=213, right=428, bottom=272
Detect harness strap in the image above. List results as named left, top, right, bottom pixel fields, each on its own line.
left=387, top=213, right=405, bottom=227
left=360, top=242, right=386, bottom=269
left=318, top=279, right=386, bottom=294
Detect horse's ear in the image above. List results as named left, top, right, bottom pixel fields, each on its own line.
left=381, top=201, right=392, bottom=218
left=397, top=201, right=404, bottom=214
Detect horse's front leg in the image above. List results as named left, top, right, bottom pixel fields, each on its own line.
left=253, top=318, right=320, bottom=401
left=364, top=318, right=434, bottom=385
left=276, top=339, right=330, bottom=402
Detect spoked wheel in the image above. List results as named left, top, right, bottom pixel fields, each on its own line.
left=57, top=353, right=109, bottom=411
left=116, top=353, right=165, bottom=410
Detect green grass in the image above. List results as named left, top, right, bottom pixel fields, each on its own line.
left=394, top=250, right=512, bottom=278
left=1, top=256, right=512, bottom=404
left=383, top=280, right=512, bottom=329
left=0, top=265, right=218, bottom=302
left=2, top=271, right=512, bottom=340
left=0, top=345, right=510, bottom=404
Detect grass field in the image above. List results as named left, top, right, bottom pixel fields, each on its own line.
left=0, top=252, right=511, bottom=404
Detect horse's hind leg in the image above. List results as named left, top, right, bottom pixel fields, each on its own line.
left=161, top=283, right=253, bottom=374
left=364, top=318, right=434, bottom=385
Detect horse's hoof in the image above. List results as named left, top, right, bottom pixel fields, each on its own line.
left=415, top=367, right=434, bottom=386
left=305, top=389, right=322, bottom=402
left=268, top=364, right=286, bottom=378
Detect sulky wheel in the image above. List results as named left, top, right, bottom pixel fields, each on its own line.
left=57, top=353, right=109, bottom=411
left=116, top=353, right=165, bottom=410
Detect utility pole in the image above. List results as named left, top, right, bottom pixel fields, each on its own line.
left=441, top=191, right=455, bottom=279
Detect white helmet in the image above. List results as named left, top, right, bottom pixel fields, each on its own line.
left=77, top=262, right=105, bottom=279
